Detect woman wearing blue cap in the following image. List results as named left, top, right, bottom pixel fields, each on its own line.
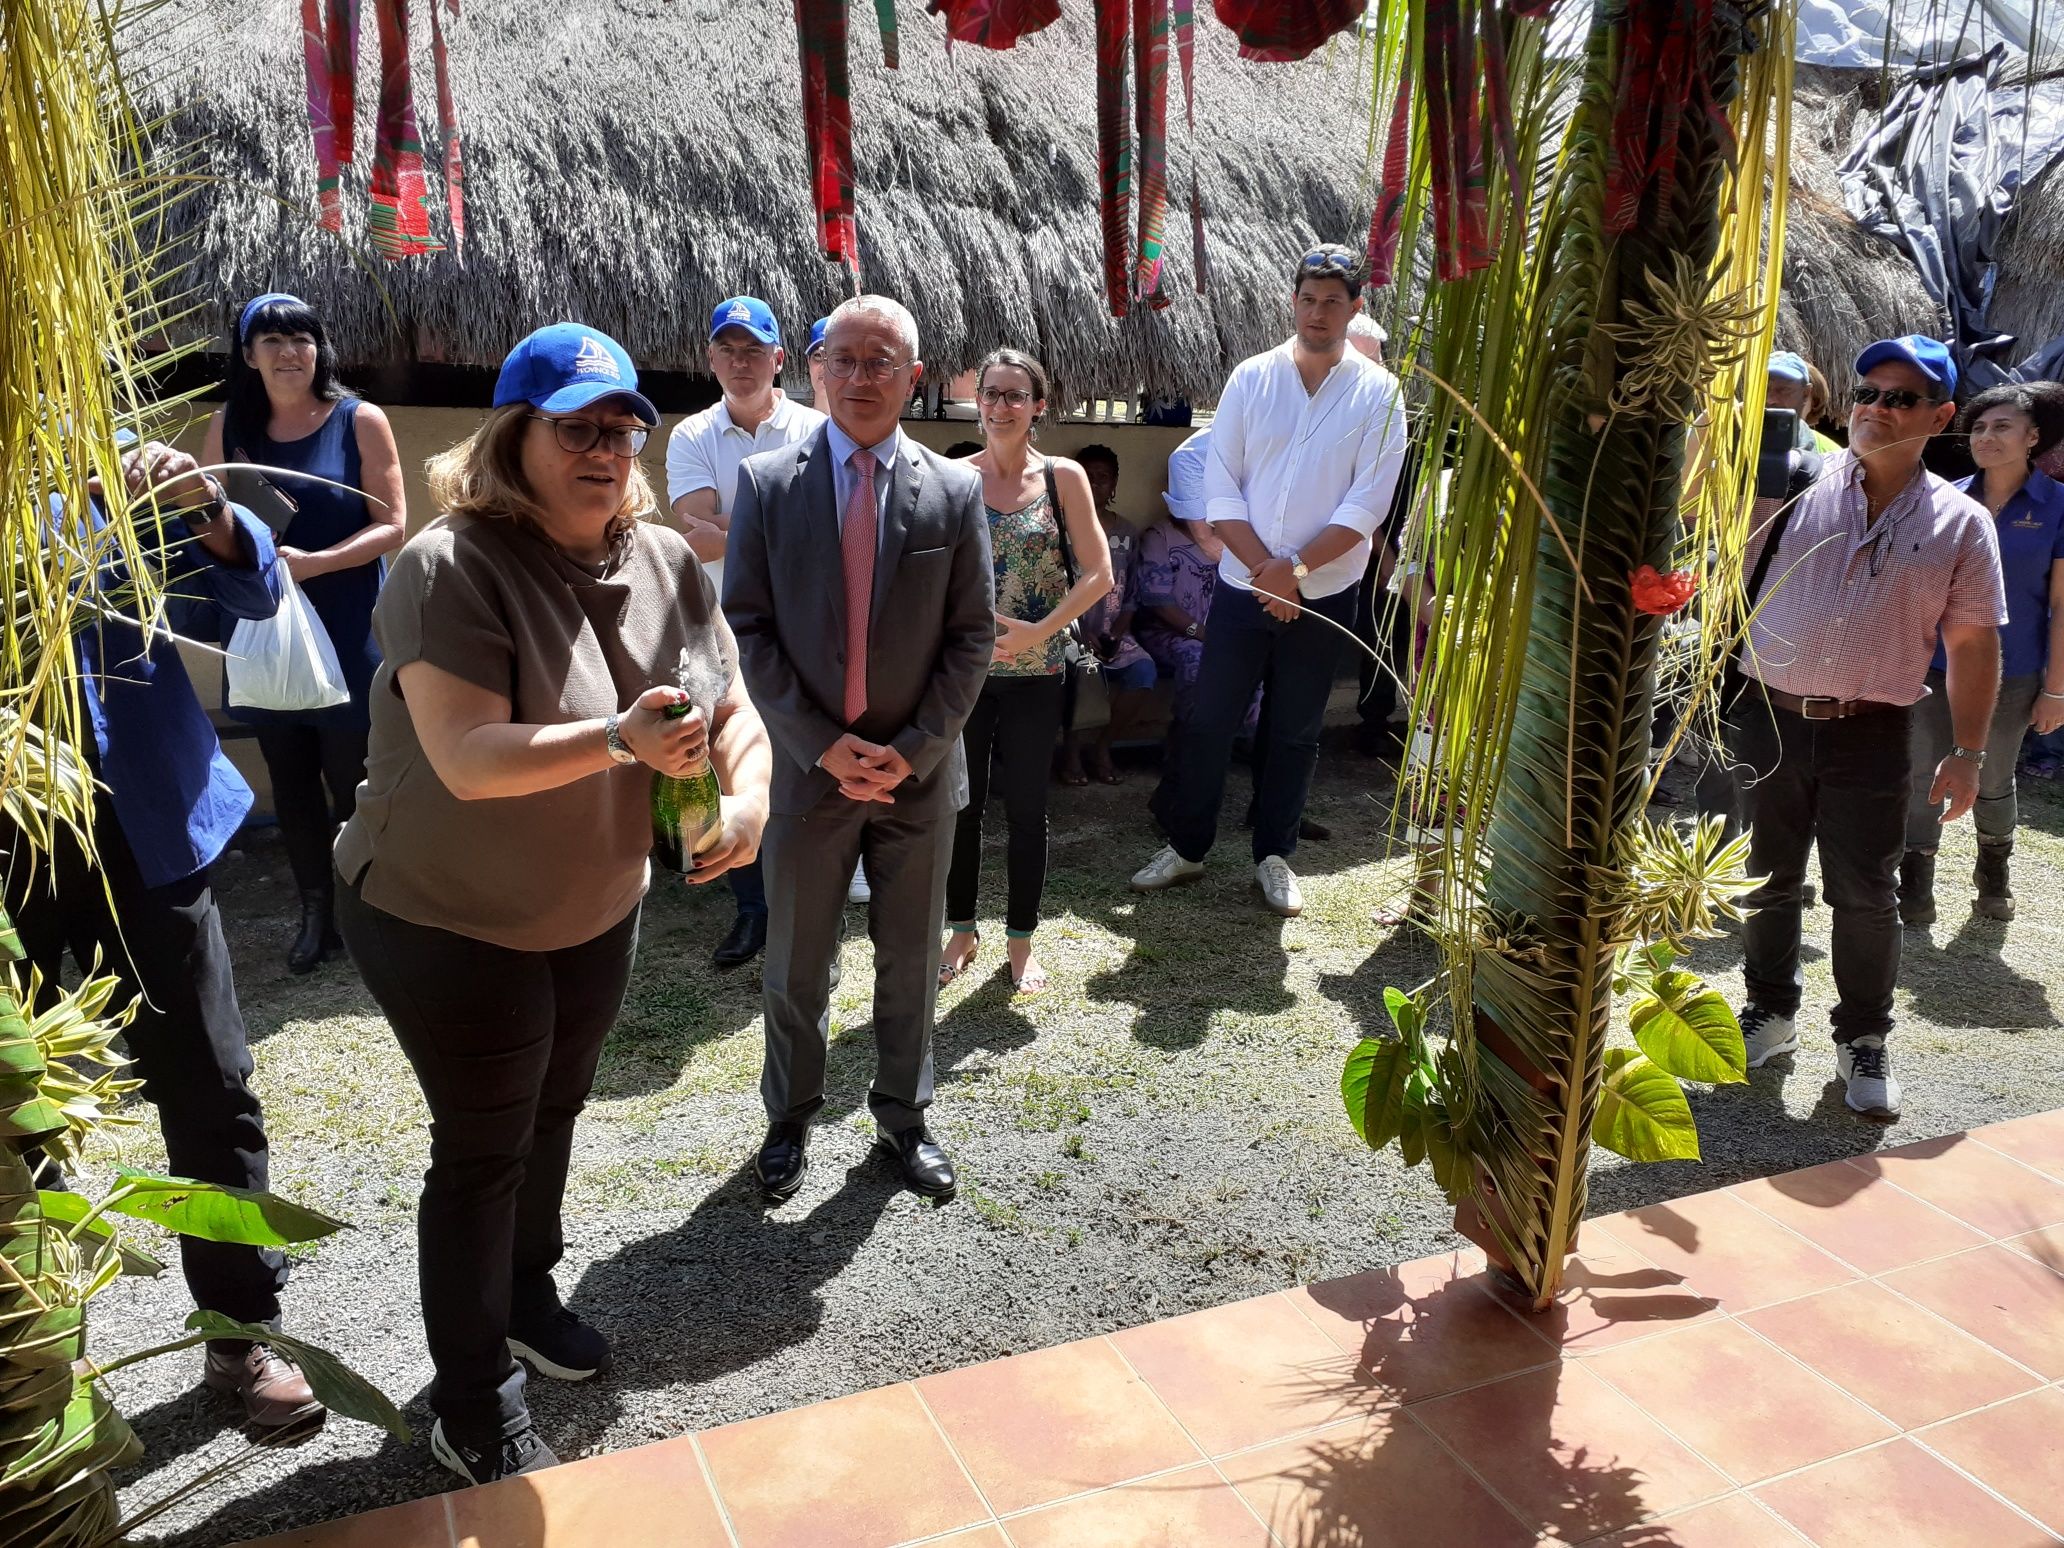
left=204, top=293, right=406, bottom=971
left=334, top=323, right=772, bottom=1483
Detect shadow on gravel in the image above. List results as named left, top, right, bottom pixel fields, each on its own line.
left=1082, top=891, right=1296, bottom=1050
left=1901, top=914, right=2057, bottom=1031
left=128, top=1423, right=441, bottom=1547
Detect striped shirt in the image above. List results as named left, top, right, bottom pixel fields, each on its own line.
left=1742, top=449, right=2005, bottom=705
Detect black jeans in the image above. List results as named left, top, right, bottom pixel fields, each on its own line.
left=947, top=673, right=1068, bottom=935
left=5, top=816, right=284, bottom=1335
left=1728, top=697, right=1912, bottom=1045
left=1153, top=583, right=1356, bottom=865
left=336, top=872, right=640, bottom=1436
left=254, top=722, right=366, bottom=897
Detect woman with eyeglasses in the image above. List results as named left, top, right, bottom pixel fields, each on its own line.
left=203, top=292, right=406, bottom=971
left=334, top=324, right=770, bottom=1484
left=1901, top=382, right=2064, bottom=924
left=938, top=349, right=1111, bottom=995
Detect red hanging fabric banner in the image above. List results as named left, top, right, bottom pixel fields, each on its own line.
left=1479, top=3, right=1526, bottom=248
left=1212, top=0, right=1359, bottom=62
left=368, top=0, right=441, bottom=259
left=326, top=0, right=361, bottom=164
left=1133, top=0, right=1170, bottom=302
left=1095, top=0, right=1133, bottom=317
left=796, top=0, right=861, bottom=276
left=1603, top=0, right=1724, bottom=233
left=300, top=0, right=342, bottom=233
left=431, top=0, right=465, bottom=257
left=1366, top=63, right=1413, bottom=285
left=925, top=0, right=1060, bottom=48
left=1173, top=0, right=1202, bottom=292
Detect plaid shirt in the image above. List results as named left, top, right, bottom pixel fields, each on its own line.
left=1742, top=450, right=2005, bottom=705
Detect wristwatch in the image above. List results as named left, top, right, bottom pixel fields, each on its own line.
left=181, top=476, right=230, bottom=531
left=1290, top=558, right=1311, bottom=583
left=1183, top=622, right=1200, bottom=639
left=1951, top=745, right=1987, bottom=767
left=604, top=712, right=639, bottom=766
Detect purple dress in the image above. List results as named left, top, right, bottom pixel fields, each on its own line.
left=1131, top=518, right=1217, bottom=717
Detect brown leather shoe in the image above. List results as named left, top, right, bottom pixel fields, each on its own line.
left=203, top=1343, right=325, bottom=1431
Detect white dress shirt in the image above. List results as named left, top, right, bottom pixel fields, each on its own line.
left=665, top=390, right=825, bottom=592
left=1203, top=342, right=1409, bottom=600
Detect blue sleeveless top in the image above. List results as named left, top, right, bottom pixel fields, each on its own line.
left=224, top=396, right=384, bottom=728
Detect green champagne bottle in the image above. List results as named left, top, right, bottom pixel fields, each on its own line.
left=650, top=702, right=723, bottom=873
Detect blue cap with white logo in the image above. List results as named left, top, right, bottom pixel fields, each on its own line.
left=1855, top=335, right=1957, bottom=399
left=1767, top=350, right=1810, bottom=385
left=493, top=324, right=658, bottom=425
left=709, top=296, right=781, bottom=348
left=806, top=317, right=830, bottom=356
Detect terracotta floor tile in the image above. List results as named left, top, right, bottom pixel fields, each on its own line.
left=999, top=1464, right=1274, bottom=1548
left=1601, top=1191, right=1857, bottom=1312
left=1581, top=1492, right=1807, bottom=1547
left=1884, top=1244, right=2064, bottom=1378
left=1292, top=1250, right=1557, bottom=1404
left=1585, top=1318, right=1895, bottom=1485
left=1847, top=1136, right=2064, bottom=1240
left=700, top=1384, right=989, bottom=1548
left=448, top=1436, right=730, bottom=1548
left=2003, top=1222, right=2064, bottom=1271
left=917, top=1337, right=1200, bottom=1515
left=1742, top=1281, right=2037, bottom=1430
left=1410, top=1361, right=1729, bottom=1541
left=1919, top=1385, right=2064, bottom=1536
left=1975, top=1108, right=2064, bottom=1181
left=1483, top=1227, right=1722, bottom=1352
left=232, top=1496, right=450, bottom=1548
left=1220, top=1410, right=1535, bottom=1548
left=1110, top=1291, right=1380, bottom=1457
left=1731, top=1161, right=1987, bottom=1276
left=1755, top=1438, right=2050, bottom=1548
left=915, top=1531, right=1011, bottom=1548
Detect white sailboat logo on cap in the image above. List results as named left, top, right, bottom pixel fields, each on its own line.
left=571, top=336, right=620, bottom=379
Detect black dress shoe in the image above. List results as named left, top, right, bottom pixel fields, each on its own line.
left=754, top=1121, right=809, bottom=1202
left=713, top=912, right=768, bottom=972
left=876, top=1125, right=956, bottom=1200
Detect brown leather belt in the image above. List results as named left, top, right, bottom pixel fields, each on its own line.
left=1751, top=681, right=1903, bottom=721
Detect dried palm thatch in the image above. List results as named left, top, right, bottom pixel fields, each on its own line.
left=130, top=1, right=1932, bottom=400
left=1994, top=157, right=2064, bottom=356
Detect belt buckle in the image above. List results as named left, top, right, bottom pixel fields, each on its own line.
left=1798, top=695, right=1841, bottom=720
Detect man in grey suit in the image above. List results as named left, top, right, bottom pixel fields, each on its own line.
left=723, top=295, right=995, bottom=1203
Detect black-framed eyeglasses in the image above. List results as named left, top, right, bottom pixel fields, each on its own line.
left=978, top=387, right=1035, bottom=409
left=530, top=416, right=648, bottom=457
left=1850, top=383, right=1943, bottom=412
left=823, top=353, right=912, bottom=384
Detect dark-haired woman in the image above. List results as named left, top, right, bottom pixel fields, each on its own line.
left=204, top=293, right=405, bottom=971
left=1902, top=382, right=2064, bottom=924
left=939, top=351, right=1110, bottom=995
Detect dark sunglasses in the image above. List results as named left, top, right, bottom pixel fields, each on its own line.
left=1300, top=248, right=1358, bottom=276
left=1850, top=383, right=1943, bottom=412
left=530, top=416, right=648, bottom=456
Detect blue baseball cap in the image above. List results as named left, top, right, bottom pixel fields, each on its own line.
left=492, top=324, right=658, bottom=425
left=709, top=296, right=781, bottom=348
left=806, top=316, right=830, bottom=356
left=1767, top=350, right=1810, bottom=384
left=1856, top=335, right=1957, bottom=398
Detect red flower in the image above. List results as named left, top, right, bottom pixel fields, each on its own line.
left=1630, top=565, right=1697, bottom=616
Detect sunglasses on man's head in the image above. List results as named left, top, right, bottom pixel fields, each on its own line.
left=1850, top=383, right=1944, bottom=412
left=1300, top=249, right=1358, bottom=276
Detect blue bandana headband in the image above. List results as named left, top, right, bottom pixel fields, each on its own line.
left=239, top=292, right=306, bottom=345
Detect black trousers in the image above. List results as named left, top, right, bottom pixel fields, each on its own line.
left=1728, top=697, right=1912, bottom=1045
left=336, top=873, right=640, bottom=1436
left=947, top=674, right=1068, bottom=935
left=253, top=722, right=366, bottom=897
left=4, top=816, right=284, bottom=1333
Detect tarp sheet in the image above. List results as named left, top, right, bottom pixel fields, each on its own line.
left=1796, top=0, right=2039, bottom=67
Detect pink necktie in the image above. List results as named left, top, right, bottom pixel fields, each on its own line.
left=842, top=447, right=878, bottom=724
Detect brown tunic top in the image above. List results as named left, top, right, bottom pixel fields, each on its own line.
left=335, top=512, right=729, bottom=951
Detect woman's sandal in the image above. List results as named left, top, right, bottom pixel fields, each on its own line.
left=939, top=931, right=981, bottom=987
left=1010, top=955, right=1051, bottom=995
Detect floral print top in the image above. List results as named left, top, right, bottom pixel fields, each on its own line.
left=987, top=486, right=1069, bottom=677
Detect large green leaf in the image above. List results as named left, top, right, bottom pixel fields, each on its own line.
left=183, top=1313, right=410, bottom=1440
left=1628, top=969, right=1747, bottom=1085
left=1594, top=1048, right=1701, bottom=1162
left=1342, top=1038, right=1413, bottom=1151
left=34, top=1191, right=164, bottom=1277
left=102, top=1170, right=344, bottom=1246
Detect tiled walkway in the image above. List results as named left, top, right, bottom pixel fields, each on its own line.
left=242, top=1110, right=2064, bottom=1547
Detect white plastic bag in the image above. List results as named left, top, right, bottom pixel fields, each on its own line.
left=225, top=566, right=351, bottom=713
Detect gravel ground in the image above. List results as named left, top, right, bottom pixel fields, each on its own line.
left=82, top=739, right=2064, bottom=1545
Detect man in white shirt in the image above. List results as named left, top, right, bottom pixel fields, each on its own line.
left=666, top=295, right=826, bottom=970
left=1133, top=245, right=1409, bottom=916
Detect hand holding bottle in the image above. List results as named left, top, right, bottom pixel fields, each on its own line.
left=619, top=686, right=705, bottom=775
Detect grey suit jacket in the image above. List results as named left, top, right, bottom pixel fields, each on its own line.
left=723, top=426, right=996, bottom=818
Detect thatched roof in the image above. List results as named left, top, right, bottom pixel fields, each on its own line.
left=132, top=5, right=2012, bottom=401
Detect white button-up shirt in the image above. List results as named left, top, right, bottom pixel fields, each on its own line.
left=665, top=390, right=826, bottom=592
left=1203, top=342, right=1409, bottom=599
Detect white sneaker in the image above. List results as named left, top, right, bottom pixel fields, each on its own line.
left=1130, top=846, right=1205, bottom=892
left=1838, top=1036, right=1902, bottom=1120
left=1255, top=855, right=1304, bottom=917
left=847, top=863, right=870, bottom=906
left=1738, top=1005, right=1799, bottom=1069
